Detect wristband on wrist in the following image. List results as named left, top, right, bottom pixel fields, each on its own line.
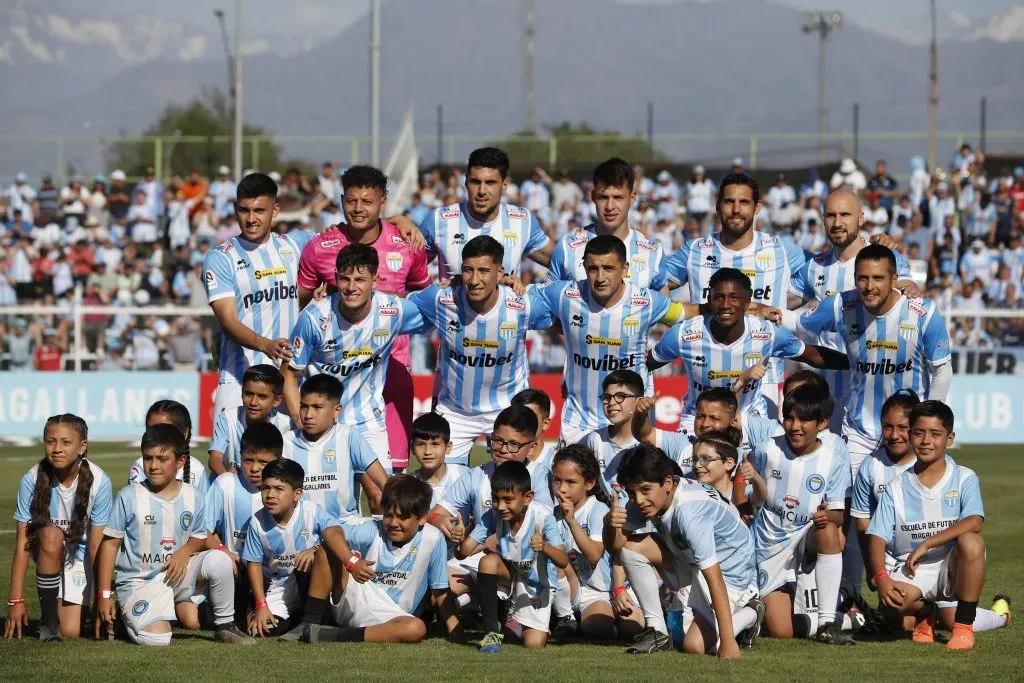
left=345, top=551, right=362, bottom=571
left=7, top=597, right=24, bottom=606
left=255, top=599, right=268, bottom=609
left=611, top=585, right=627, bottom=598
left=97, top=590, right=113, bottom=600
left=873, top=570, right=889, bottom=586
left=427, top=512, right=443, bottom=527
left=216, top=544, right=228, bottom=552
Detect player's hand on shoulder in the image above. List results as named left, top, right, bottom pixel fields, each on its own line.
left=262, top=337, right=293, bottom=362
left=500, top=274, right=526, bottom=296
left=869, top=233, right=899, bottom=251
left=747, top=302, right=782, bottom=324
left=393, top=215, right=426, bottom=251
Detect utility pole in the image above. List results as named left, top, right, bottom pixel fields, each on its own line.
left=524, top=0, right=535, bottom=133
left=802, top=11, right=842, bottom=165
left=232, top=0, right=243, bottom=180
left=370, top=0, right=382, bottom=167
left=927, top=0, right=938, bottom=172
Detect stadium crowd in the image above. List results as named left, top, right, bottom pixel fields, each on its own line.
left=1, top=146, right=1023, bottom=371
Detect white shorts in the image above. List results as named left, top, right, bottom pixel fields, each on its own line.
left=688, top=571, right=758, bottom=644
left=558, top=422, right=588, bottom=449
left=214, top=382, right=243, bottom=417
left=60, top=556, right=91, bottom=606
left=843, top=429, right=877, bottom=481
left=757, top=524, right=812, bottom=597
left=507, top=580, right=554, bottom=634
left=266, top=572, right=303, bottom=621
left=447, top=552, right=511, bottom=600
left=359, top=425, right=393, bottom=472
left=436, top=403, right=501, bottom=466
left=119, top=552, right=208, bottom=635
left=573, top=583, right=612, bottom=614
left=761, top=381, right=783, bottom=421
left=792, top=560, right=819, bottom=620
left=887, top=553, right=954, bottom=602
left=331, top=577, right=412, bottom=628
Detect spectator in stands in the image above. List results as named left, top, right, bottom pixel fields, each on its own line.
left=33, top=327, right=63, bottom=371
left=11, top=235, right=35, bottom=301
left=633, top=164, right=654, bottom=202
left=519, top=167, right=551, bottom=224
left=960, top=239, right=995, bottom=288
left=684, top=165, right=716, bottom=228
left=180, top=169, right=208, bottom=220
left=766, top=173, right=796, bottom=215
left=0, top=254, right=16, bottom=305
left=167, top=317, right=202, bottom=371
left=106, top=170, right=132, bottom=229
left=866, top=159, right=899, bottom=219
left=551, top=169, right=583, bottom=218
left=5, top=209, right=32, bottom=239
left=69, top=239, right=95, bottom=287
left=830, top=158, right=867, bottom=193
left=317, top=161, right=338, bottom=204
left=902, top=211, right=932, bottom=262
left=798, top=216, right=827, bottom=253
left=729, top=157, right=745, bottom=175
left=4, top=319, right=33, bottom=369
left=35, top=175, right=61, bottom=227
left=6, top=172, right=37, bottom=226
left=800, top=168, right=828, bottom=200
left=128, top=190, right=158, bottom=250
left=98, top=333, right=128, bottom=370
left=86, top=177, right=108, bottom=227
left=60, top=176, right=89, bottom=229
left=890, top=194, right=913, bottom=237
left=136, top=167, right=165, bottom=220
left=209, top=165, right=236, bottom=219
left=862, top=194, right=889, bottom=236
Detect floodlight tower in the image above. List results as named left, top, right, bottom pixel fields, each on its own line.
left=802, top=11, right=843, bottom=164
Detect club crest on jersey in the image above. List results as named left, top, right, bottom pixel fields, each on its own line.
left=681, top=331, right=703, bottom=343
left=279, top=247, right=295, bottom=262
left=805, top=474, right=825, bottom=494
left=503, top=231, right=519, bottom=247
left=623, top=317, right=640, bottom=338
left=386, top=252, right=403, bottom=272
left=372, top=328, right=391, bottom=346
left=507, top=208, right=527, bottom=220
left=899, top=322, right=918, bottom=341
left=758, top=569, right=769, bottom=589
left=180, top=512, right=193, bottom=528
left=131, top=600, right=150, bottom=617
left=632, top=256, right=647, bottom=269
left=744, top=352, right=763, bottom=367
left=323, top=449, right=336, bottom=465
left=293, top=336, right=303, bottom=351
left=378, top=305, right=398, bottom=317
left=944, top=490, right=959, bottom=508
left=783, top=495, right=800, bottom=509
left=568, top=236, right=588, bottom=248
left=299, top=528, right=310, bottom=540
left=160, top=537, right=176, bottom=552
left=72, top=569, right=87, bottom=588
left=499, top=323, right=517, bottom=340
left=320, top=238, right=341, bottom=248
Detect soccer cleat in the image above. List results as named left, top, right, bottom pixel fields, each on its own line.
left=278, top=622, right=310, bottom=642
left=551, top=615, right=578, bottom=640
left=814, top=621, right=855, bottom=646
left=479, top=631, right=504, bottom=654
left=737, top=598, right=766, bottom=649
left=991, top=594, right=1011, bottom=626
left=625, top=627, right=673, bottom=654
left=846, top=606, right=866, bottom=632
left=946, top=623, right=975, bottom=651
left=912, top=611, right=936, bottom=644
left=213, top=624, right=257, bottom=645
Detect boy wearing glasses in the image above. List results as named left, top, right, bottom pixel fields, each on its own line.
left=580, top=370, right=644, bottom=495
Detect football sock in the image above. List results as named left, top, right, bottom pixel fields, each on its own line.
left=732, top=606, right=757, bottom=635
left=955, top=600, right=978, bottom=626
left=554, top=575, right=572, bottom=619
left=36, top=571, right=61, bottom=636
left=199, top=550, right=236, bottom=625
left=477, top=573, right=501, bottom=634
left=317, top=626, right=366, bottom=642
left=815, top=552, right=843, bottom=629
left=621, top=548, right=667, bottom=635
left=973, top=607, right=1007, bottom=631
left=303, top=597, right=327, bottom=625
left=840, top=521, right=864, bottom=601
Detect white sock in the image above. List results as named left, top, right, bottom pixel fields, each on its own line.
left=840, top=522, right=864, bottom=601
left=841, top=613, right=853, bottom=631
left=815, top=552, right=843, bottom=629
left=973, top=607, right=1008, bottom=632
left=731, top=606, right=757, bottom=635
left=198, top=550, right=235, bottom=626
left=554, top=575, right=573, bottom=618
left=621, top=548, right=667, bottom=635
left=456, top=593, right=476, bottom=610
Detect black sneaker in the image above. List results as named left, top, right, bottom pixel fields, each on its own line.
left=737, top=597, right=766, bottom=649
left=814, top=621, right=855, bottom=646
left=625, top=627, right=673, bottom=654
left=278, top=622, right=310, bottom=642
left=213, top=624, right=256, bottom=645
left=551, top=615, right=578, bottom=640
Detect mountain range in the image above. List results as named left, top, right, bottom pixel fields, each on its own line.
left=1, top=0, right=1022, bottom=177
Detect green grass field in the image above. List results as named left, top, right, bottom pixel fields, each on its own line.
left=0, top=443, right=1020, bottom=682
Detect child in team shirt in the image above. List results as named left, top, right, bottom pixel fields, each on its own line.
left=409, top=413, right=468, bottom=508
left=208, top=364, right=291, bottom=476
left=128, top=400, right=209, bottom=496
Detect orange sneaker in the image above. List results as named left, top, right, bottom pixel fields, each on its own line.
left=946, top=623, right=975, bottom=651
left=912, top=611, right=936, bottom=644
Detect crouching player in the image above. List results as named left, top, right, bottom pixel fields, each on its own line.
left=96, top=424, right=253, bottom=645
left=457, top=461, right=568, bottom=653
left=607, top=445, right=759, bottom=659
left=741, top=384, right=852, bottom=645
left=867, top=401, right=1009, bottom=651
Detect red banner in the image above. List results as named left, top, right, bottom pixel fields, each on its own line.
left=200, top=372, right=689, bottom=439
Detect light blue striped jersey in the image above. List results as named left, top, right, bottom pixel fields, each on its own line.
left=652, top=479, right=756, bottom=589
left=204, top=471, right=263, bottom=552
left=282, top=424, right=379, bottom=520
left=417, top=463, right=470, bottom=508
left=342, top=519, right=449, bottom=614
left=655, top=429, right=697, bottom=478
left=469, top=502, right=565, bottom=595
left=128, top=456, right=209, bottom=498
left=581, top=427, right=640, bottom=497
left=652, top=315, right=805, bottom=420
left=105, top=482, right=207, bottom=601
left=526, top=444, right=556, bottom=504
left=203, top=232, right=309, bottom=385
left=439, top=460, right=554, bottom=528
left=14, top=461, right=112, bottom=562
left=849, top=448, right=917, bottom=520
left=241, top=499, right=338, bottom=586
left=660, top=415, right=782, bottom=476
left=209, top=408, right=292, bottom=471
left=418, top=201, right=550, bottom=280
left=548, top=226, right=667, bottom=289
left=866, top=460, right=983, bottom=564
left=664, top=231, right=806, bottom=383
left=289, top=292, right=428, bottom=429
left=750, top=434, right=850, bottom=562
left=796, top=292, right=951, bottom=441
left=557, top=496, right=612, bottom=592
left=533, top=280, right=680, bottom=434
left=407, top=284, right=552, bottom=414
